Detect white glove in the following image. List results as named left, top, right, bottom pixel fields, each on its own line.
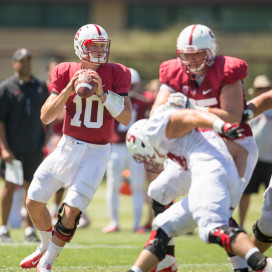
left=168, top=93, right=190, bottom=109
left=168, top=93, right=208, bottom=112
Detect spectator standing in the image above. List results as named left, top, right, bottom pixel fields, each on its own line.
left=103, top=67, right=152, bottom=233
left=0, top=48, right=49, bottom=242
left=239, top=75, right=272, bottom=228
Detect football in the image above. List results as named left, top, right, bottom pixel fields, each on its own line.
left=74, top=70, right=98, bottom=98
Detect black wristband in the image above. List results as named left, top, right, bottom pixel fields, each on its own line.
left=96, top=91, right=105, bottom=98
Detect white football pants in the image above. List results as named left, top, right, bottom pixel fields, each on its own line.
left=106, top=143, right=146, bottom=229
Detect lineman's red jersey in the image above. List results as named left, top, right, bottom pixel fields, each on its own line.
left=50, top=62, right=131, bottom=144
left=159, top=55, right=252, bottom=136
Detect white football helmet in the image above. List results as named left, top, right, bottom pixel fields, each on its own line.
left=126, top=119, right=165, bottom=173
left=74, top=24, right=110, bottom=64
left=129, top=68, right=141, bottom=84
left=176, top=24, right=217, bottom=78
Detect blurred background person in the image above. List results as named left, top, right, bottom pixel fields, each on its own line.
left=103, top=68, right=153, bottom=233
left=239, top=75, right=272, bottom=228
left=0, top=48, right=49, bottom=242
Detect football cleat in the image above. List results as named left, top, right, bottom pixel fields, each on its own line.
left=134, top=227, right=148, bottom=234
left=20, top=247, right=46, bottom=268
left=151, top=254, right=178, bottom=272
left=37, top=262, right=51, bottom=272
left=0, top=232, right=13, bottom=243
left=257, top=258, right=272, bottom=272
left=25, top=232, right=41, bottom=243
left=102, top=224, right=119, bottom=233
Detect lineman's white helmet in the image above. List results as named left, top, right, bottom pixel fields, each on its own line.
left=126, top=119, right=165, bottom=173
left=176, top=24, right=217, bottom=78
left=74, top=24, right=110, bottom=64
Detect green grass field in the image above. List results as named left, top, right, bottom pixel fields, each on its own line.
left=0, top=180, right=270, bottom=272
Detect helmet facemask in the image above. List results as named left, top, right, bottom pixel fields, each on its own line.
left=126, top=120, right=166, bottom=173
left=81, top=39, right=110, bottom=64
left=177, top=47, right=213, bottom=79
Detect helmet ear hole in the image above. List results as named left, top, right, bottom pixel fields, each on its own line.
left=141, top=142, right=145, bottom=148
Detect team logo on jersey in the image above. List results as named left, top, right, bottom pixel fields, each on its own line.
left=182, top=86, right=189, bottom=95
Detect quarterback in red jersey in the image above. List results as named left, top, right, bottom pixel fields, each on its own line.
left=146, top=24, right=258, bottom=272
left=20, top=24, right=132, bottom=272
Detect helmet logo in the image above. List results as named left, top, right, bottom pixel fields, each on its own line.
left=126, top=134, right=136, bottom=143
left=209, top=30, right=214, bottom=39
left=83, top=39, right=93, bottom=46
left=75, top=28, right=82, bottom=41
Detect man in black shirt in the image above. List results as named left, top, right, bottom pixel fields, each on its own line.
left=0, top=48, right=49, bottom=242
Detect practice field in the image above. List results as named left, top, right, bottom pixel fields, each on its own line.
left=0, top=179, right=270, bottom=272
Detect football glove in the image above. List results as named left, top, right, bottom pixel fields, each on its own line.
left=168, top=93, right=208, bottom=112
left=168, top=93, right=190, bottom=109
left=221, top=123, right=245, bottom=139
left=212, top=119, right=245, bottom=139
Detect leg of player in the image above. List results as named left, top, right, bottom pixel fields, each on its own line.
left=20, top=199, right=53, bottom=269
left=37, top=203, right=82, bottom=272
left=251, top=182, right=272, bottom=254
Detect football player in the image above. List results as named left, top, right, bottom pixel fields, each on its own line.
left=103, top=67, right=152, bottom=233
left=126, top=108, right=272, bottom=272
left=242, top=89, right=272, bottom=255
left=20, top=24, right=132, bottom=272
left=146, top=24, right=257, bottom=272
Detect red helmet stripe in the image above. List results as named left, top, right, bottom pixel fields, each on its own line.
left=94, top=24, right=102, bottom=35
left=189, top=24, right=198, bottom=45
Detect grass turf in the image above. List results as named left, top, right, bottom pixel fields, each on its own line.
left=0, top=179, right=270, bottom=272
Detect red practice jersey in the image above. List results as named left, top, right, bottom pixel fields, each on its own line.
left=112, top=96, right=153, bottom=143
left=159, top=55, right=252, bottom=136
left=51, top=62, right=131, bottom=144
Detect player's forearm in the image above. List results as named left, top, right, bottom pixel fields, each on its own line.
left=114, top=98, right=132, bottom=126
left=41, top=91, right=70, bottom=125
left=207, top=107, right=243, bottom=123
left=150, top=89, right=171, bottom=116
left=247, top=89, right=272, bottom=118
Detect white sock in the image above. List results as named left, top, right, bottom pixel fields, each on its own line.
left=245, top=247, right=260, bottom=261
left=0, top=225, right=8, bottom=234
left=38, top=228, right=53, bottom=250
left=41, top=241, right=63, bottom=266
left=229, top=255, right=248, bottom=270
left=131, top=265, right=143, bottom=272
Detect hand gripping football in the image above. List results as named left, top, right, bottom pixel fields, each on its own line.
left=74, top=70, right=98, bottom=98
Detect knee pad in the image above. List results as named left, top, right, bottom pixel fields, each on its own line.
left=144, top=228, right=171, bottom=261
left=151, top=199, right=174, bottom=217
left=252, top=220, right=272, bottom=243
left=53, top=203, right=82, bottom=242
left=208, top=225, right=245, bottom=254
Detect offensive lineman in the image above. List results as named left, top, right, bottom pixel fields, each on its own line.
left=146, top=24, right=257, bottom=272
left=20, top=24, right=132, bottom=272
left=126, top=108, right=272, bottom=272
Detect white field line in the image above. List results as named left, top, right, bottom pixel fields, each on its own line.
left=0, top=263, right=231, bottom=271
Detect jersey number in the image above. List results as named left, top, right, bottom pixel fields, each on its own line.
left=70, top=95, right=104, bottom=128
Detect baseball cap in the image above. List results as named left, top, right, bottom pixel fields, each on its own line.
left=12, top=48, right=32, bottom=61
left=253, top=75, right=271, bottom=89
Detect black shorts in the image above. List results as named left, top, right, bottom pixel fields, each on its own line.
left=1, top=149, right=43, bottom=183
left=244, top=160, right=272, bottom=194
